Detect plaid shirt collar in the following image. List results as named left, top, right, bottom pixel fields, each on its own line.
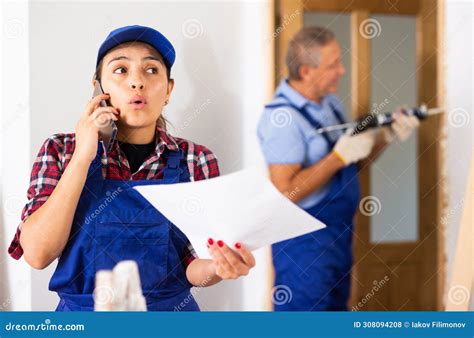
left=101, top=126, right=180, bottom=169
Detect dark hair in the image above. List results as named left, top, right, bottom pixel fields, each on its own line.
left=93, top=49, right=171, bottom=130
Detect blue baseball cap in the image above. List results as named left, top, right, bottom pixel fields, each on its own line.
left=96, top=25, right=176, bottom=70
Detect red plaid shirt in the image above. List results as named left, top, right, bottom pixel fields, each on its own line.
left=8, top=127, right=220, bottom=267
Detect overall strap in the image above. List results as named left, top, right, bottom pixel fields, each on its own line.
left=86, top=141, right=106, bottom=181
left=266, top=93, right=335, bottom=147
left=327, top=100, right=346, bottom=125
left=162, top=150, right=184, bottom=182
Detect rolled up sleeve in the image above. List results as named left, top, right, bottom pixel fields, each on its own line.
left=257, top=107, right=306, bottom=164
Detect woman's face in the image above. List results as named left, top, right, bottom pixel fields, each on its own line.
left=97, top=42, right=173, bottom=129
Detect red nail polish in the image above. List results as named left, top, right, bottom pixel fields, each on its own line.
left=235, top=242, right=241, bottom=249
left=208, top=238, right=214, bottom=245
left=104, top=92, right=110, bottom=95
left=217, top=240, right=224, bottom=247
left=116, top=108, right=120, bottom=114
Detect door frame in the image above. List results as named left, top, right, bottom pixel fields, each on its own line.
left=274, top=0, right=445, bottom=310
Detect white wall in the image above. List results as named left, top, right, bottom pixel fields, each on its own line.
left=2, top=0, right=271, bottom=311
left=1, top=0, right=32, bottom=311
left=443, top=0, right=473, bottom=310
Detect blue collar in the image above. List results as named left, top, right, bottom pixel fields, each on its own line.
left=275, top=79, right=324, bottom=110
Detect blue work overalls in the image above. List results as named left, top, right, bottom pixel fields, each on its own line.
left=267, top=94, right=360, bottom=311
left=50, top=142, right=200, bottom=311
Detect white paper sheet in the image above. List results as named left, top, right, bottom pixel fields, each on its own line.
left=134, top=169, right=326, bottom=258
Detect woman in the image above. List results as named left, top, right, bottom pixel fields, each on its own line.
left=8, top=25, right=255, bottom=311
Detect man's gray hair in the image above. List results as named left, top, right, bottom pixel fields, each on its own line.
left=285, top=26, right=335, bottom=80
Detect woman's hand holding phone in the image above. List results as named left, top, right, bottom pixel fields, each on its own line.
left=73, top=93, right=119, bottom=163
left=21, top=92, right=119, bottom=270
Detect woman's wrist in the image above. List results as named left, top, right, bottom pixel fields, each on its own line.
left=186, top=259, right=222, bottom=287
left=70, top=153, right=94, bottom=170
left=199, top=259, right=222, bottom=284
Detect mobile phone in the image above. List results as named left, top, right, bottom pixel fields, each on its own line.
left=92, top=81, right=118, bottom=153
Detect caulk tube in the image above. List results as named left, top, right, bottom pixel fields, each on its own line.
left=351, top=106, right=429, bottom=135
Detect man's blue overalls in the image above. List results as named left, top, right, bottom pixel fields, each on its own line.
left=267, top=93, right=360, bottom=311
left=49, top=142, right=199, bottom=311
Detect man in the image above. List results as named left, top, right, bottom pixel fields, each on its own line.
left=257, top=26, right=419, bottom=311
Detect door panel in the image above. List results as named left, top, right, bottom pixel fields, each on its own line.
left=369, top=14, right=419, bottom=243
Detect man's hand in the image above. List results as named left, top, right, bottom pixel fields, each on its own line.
left=333, top=129, right=376, bottom=165
left=383, top=107, right=420, bottom=143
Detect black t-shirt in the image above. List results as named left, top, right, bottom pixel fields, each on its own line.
left=118, top=140, right=156, bottom=174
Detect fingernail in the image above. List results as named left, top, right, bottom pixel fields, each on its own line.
left=235, top=242, right=241, bottom=249
left=104, top=92, right=110, bottom=96
left=208, top=238, right=214, bottom=245
left=116, top=108, right=120, bottom=114
left=217, top=240, right=224, bottom=247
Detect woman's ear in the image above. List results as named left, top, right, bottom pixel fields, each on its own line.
left=166, top=78, right=175, bottom=99
left=92, top=79, right=97, bottom=89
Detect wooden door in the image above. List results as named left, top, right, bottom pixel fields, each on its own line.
left=274, top=0, right=444, bottom=310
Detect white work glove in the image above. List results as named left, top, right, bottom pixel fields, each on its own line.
left=333, top=129, right=376, bottom=165
left=382, top=108, right=420, bottom=143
